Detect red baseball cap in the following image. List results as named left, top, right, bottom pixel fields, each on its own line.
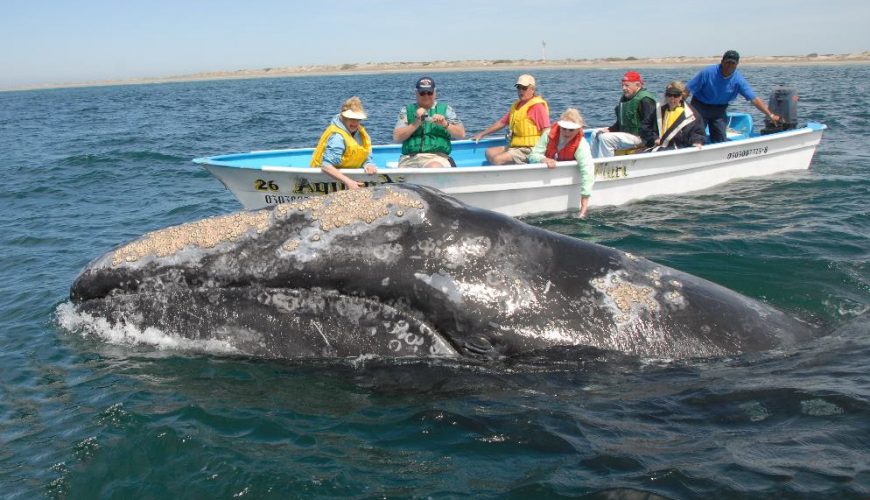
left=622, top=71, right=643, bottom=83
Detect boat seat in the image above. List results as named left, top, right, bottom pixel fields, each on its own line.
left=384, top=157, right=458, bottom=168
left=615, top=146, right=645, bottom=156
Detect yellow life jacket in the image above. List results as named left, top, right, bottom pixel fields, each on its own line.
left=508, top=96, right=549, bottom=147
left=310, top=123, right=372, bottom=168
left=661, top=106, right=684, bottom=138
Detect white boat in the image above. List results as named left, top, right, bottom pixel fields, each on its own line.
left=193, top=113, right=826, bottom=217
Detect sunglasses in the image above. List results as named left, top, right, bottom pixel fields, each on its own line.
left=666, top=92, right=682, bottom=97
left=417, top=91, right=434, bottom=96
left=515, top=85, right=530, bottom=91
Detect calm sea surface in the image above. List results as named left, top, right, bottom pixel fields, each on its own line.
left=1, top=66, right=868, bottom=498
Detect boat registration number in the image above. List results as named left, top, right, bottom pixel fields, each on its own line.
left=256, top=175, right=407, bottom=205
left=726, top=146, right=768, bottom=160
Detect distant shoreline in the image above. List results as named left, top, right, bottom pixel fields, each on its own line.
left=5, top=52, right=869, bottom=92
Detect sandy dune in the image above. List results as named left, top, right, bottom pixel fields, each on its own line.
left=8, top=52, right=869, bottom=91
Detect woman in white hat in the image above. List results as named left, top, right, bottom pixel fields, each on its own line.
left=528, top=108, right=595, bottom=218
left=310, top=96, right=378, bottom=189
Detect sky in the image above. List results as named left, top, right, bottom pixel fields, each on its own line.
left=1, top=0, right=868, bottom=88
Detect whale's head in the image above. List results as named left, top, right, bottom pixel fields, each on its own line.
left=70, top=185, right=817, bottom=361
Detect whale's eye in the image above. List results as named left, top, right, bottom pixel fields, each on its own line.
left=463, top=335, right=494, bottom=355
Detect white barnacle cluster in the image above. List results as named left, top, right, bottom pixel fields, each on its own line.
left=650, top=273, right=687, bottom=310
left=275, top=188, right=423, bottom=233
left=647, top=267, right=663, bottom=288
left=111, top=211, right=272, bottom=267
left=275, top=188, right=424, bottom=262
left=591, top=271, right=660, bottom=323
left=664, top=290, right=687, bottom=309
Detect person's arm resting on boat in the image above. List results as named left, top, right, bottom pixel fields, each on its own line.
left=688, top=113, right=707, bottom=148
left=321, top=163, right=365, bottom=189
left=527, top=129, right=555, bottom=168
left=320, top=134, right=372, bottom=189
left=472, top=113, right=509, bottom=142
left=363, top=151, right=377, bottom=174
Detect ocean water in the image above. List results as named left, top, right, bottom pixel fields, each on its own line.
left=1, top=66, right=868, bottom=498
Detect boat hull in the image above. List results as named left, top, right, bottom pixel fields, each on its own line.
left=195, top=122, right=825, bottom=217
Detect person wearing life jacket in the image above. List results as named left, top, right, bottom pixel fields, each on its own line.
left=528, top=108, right=595, bottom=218
left=650, top=81, right=707, bottom=152
left=471, top=74, right=550, bottom=165
left=392, top=76, right=466, bottom=168
left=310, top=96, right=377, bottom=189
left=687, top=50, right=781, bottom=143
left=590, top=71, right=658, bottom=158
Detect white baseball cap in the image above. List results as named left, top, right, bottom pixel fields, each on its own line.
left=340, top=109, right=367, bottom=120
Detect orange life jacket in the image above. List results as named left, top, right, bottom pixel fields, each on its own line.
left=544, top=124, right=583, bottom=161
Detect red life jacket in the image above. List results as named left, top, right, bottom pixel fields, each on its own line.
left=544, top=124, right=584, bottom=161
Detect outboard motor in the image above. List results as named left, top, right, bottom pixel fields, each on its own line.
left=761, top=86, right=799, bottom=134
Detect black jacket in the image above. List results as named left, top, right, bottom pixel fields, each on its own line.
left=609, top=95, right=659, bottom=148
left=653, top=102, right=707, bottom=150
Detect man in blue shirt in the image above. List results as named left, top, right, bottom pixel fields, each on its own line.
left=687, top=50, right=781, bottom=143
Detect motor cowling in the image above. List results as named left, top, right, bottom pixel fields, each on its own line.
left=761, top=86, right=799, bottom=134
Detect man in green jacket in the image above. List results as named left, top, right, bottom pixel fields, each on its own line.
left=393, top=76, right=466, bottom=168
left=591, top=71, right=658, bottom=158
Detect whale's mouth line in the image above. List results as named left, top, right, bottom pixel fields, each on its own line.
left=71, top=282, right=463, bottom=360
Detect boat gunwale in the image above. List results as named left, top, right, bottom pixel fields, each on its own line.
left=192, top=122, right=826, bottom=175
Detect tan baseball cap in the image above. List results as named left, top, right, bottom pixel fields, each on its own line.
left=515, top=74, right=536, bottom=87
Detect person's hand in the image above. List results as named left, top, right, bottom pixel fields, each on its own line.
left=693, top=143, right=703, bottom=150
left=578, top=197, right=589, bottom=219
left=472, top=133, right=483, bottom=143
left=364, top=164, right=377, bottom=175
left=544, top=158, right=557, bottom=169
left=346, top=180, right=362, bottom=190
left=769, top=113, right=781, bottom=123
left=431, top=114, right=447, bottom=127
left=415, top=108, right=427, bottom=123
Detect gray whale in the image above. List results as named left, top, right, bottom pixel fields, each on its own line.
left=70, top=185, right=815, bottom=360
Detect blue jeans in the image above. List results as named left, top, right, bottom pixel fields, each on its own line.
left=691, top=98, right=729, bottom=143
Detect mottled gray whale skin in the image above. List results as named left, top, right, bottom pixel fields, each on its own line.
left=70, top=185, right=815, bottom=360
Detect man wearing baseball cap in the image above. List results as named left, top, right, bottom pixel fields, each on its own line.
left=590, top=70, right=658, bottom=158
left=393, top=76, right=466, bottom=168
left=472, top=74, right=550, bottom=165
left=687, top=50, right=781, bottom=143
